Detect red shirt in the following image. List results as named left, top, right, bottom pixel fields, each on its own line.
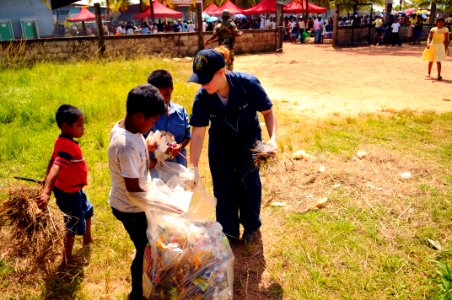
left=52, top=136, right=88, bottom=193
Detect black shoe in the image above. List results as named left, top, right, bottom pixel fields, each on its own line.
left=242, top=230, right=261, bottom=244
left=226, top=235, right=243, bottom=247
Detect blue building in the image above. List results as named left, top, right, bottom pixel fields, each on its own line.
left=0, top=0, right=56, bottom=40
left=0, top=0, right=82, bottom=40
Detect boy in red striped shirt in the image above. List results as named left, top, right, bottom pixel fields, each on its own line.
left=37, top=104, right=93, bottom=265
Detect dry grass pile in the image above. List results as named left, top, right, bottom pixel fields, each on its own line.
left=264, top=147, right=443, bottom=208
left=261, top=147, right=447, bottom=243
left=0, top=184, right=64, bottom=277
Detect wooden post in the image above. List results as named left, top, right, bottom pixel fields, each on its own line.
left=94, top=3, right=105, bottom=56
left=384, top=0, right=392, bottom=22
left=332, top=4, right=339, bottom=48
left=276, top=3, right=284, bottom=51
left=368, top=4, right=373, bottom=45
left=149, top=0, right=155, bottom=24
left=196, top=2, right=204, bottom=52
left=82, top=21, right=87, bottom=36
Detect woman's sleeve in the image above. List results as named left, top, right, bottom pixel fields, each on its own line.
left=189, top=89, right=210, bottom=127
left=245, top=75, right=273, bottom=112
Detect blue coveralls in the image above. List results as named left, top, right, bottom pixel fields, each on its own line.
left=190, top=72, right=273, bottom=239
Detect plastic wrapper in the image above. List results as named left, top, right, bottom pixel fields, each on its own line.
left=422, top=47, right=431, bottom=61
left=142, top=162, right=233, bottom=299
left=251, top=140, right=277, bottom=169
left=146, top=130, right=177, bottom=162
left=153, top=161, right=196, bottom=192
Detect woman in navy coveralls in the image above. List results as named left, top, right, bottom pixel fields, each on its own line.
left=188, top=49, right=277, bottom=243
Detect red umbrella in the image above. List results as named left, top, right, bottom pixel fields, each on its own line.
left=244, top=0, right=327, bottom=16
left=284, top=0, right=326, bottom=14
left=210, top=0, right=244, bottom=16
left=133, top=0, right=183, bottom=19
left=67, top=7, right=97, bottom=22
left=203, top=3, right=219, bottom=13
left=243, top=0, right=276, bottom=15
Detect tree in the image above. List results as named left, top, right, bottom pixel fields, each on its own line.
left=331, top=0, right=379, bottom=11
left=108, top=0, right=131, bottom=12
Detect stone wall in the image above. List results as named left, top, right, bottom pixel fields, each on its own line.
left=0, top=30, right=277, bottom=67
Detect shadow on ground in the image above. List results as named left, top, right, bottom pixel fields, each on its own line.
left=43, top=245, right=91, bottom=299
left=231, top=232, right=283, bottom=300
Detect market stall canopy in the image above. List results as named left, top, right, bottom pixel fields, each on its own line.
left=133, top=0, right=183, bottom=19
left=210, top=0, right=244, bottom=16
left=203, top=3, right=219, bottom=13
left=284, top=0, right=327, bottom=14
left=67, top=7, right=97, bottom=22
left=243, top=0, right=276, bottom=15
left=244, top=0, right=326, bottom=15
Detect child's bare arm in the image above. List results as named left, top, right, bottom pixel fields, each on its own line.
left=37, top=163, right=60, bottom=209
left=426, top=31, right=434, bottom=48
left=124, top=177, right=144, bottom=192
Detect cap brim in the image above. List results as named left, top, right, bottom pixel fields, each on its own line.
left=187, top=72, right=213, bottom=85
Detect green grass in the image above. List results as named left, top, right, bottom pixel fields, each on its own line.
left=0, top=58, right=451, bottom=299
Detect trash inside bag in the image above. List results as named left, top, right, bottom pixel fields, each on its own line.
left=141, top=162, right=231, bottom=299
left=143, top=212, right=234, bottom=300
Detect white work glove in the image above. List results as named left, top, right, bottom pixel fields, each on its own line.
left=188, top=167, right=200, bottom=182
left=266, top=137, right=277, bottom=153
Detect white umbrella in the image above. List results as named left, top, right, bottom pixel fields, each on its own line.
left=233, top=13, right=247, bottom=19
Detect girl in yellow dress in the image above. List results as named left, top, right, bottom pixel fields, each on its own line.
left=426, top=18, right=449, bottom=80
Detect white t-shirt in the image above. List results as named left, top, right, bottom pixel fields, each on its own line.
left=187, top=23, right=196, bottom=32
left=202, top=21, right=207, bottom=32
left=391, top=22, right=401, bottom=33
left=108, top=121, right=150, bottom=212
left=271, top=21, right=276, bottom=29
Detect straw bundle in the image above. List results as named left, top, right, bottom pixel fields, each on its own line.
left=0, top=184, right=64, bottom=274
left=251, top=140, right=277, bottom=169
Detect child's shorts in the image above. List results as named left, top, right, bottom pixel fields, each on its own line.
left=53, top=187, right=94, bottom=235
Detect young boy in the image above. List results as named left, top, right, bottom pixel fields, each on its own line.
left=390, top=19, right=402, bottom=46
left=147, top=70, right=191, bottom=167
left=108, top=84, right=166, bottom=300
left=37, top=104, right=93, bottom=265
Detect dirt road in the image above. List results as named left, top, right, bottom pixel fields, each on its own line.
left=235, top=43, right=451, bottom=118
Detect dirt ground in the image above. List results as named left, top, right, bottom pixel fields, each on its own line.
left=235, top=43, right=451, bottom=118
left=230, top=42, right=451, bottom=300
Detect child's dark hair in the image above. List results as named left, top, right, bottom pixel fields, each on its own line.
left=56, top=104, right=83, bottom=129
left=147, top=70, right=173, bottom=88
left=127, top=84, right=166, bottom=119
left=436, top=17, right=445, bottom=24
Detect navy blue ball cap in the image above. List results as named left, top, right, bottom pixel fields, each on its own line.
left=187, top=49, right=226, bottom=84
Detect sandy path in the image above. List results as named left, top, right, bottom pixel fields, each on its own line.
left=235, top=43, right=452, bottom=118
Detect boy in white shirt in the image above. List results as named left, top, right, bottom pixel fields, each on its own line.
left=108, top=84, right=166, bottom=299
left=390, top=20, right=402, bottom=46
